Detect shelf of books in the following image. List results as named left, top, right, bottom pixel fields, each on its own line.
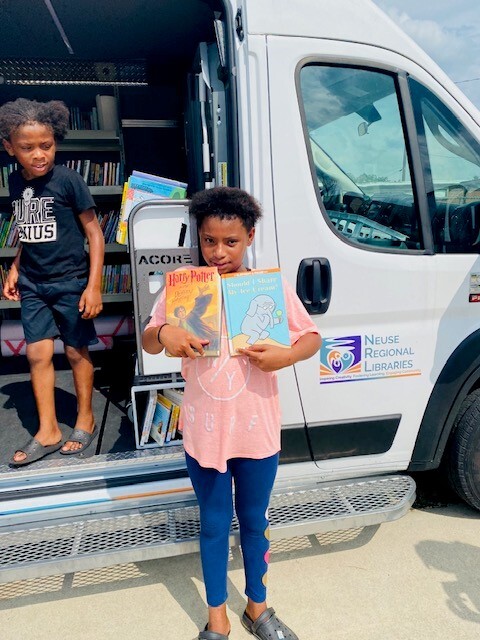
left=131, top=378, right=185, bottom=449
left=0, top=208, right=132, bottom=305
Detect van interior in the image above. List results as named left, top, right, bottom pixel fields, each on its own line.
left=0, top=0, right=232, bottom=469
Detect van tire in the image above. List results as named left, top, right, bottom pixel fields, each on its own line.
left=447, top=389, right=480, bottom=511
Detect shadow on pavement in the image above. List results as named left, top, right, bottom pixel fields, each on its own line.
left=0, top=525, right=380, bottom=633
left=416, top=539, right=480, bottom=623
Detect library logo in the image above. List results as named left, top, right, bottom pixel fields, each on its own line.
left=320, top=335, right=361, bottom=379
left=12, top=187, right=56, bottom=243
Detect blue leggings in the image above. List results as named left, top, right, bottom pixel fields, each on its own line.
left=185, top=452, right=279, bottom=607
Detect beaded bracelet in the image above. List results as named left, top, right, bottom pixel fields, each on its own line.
left=157, top=323, right=169, bottom=345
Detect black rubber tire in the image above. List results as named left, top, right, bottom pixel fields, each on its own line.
left=447, top=389, right=480, bottom=511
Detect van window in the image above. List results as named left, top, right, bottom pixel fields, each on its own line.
left=409, top=79, right=480, bottom=253
left=299, top=65, right=423, bottom=251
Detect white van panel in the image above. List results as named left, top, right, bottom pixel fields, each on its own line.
left=266, top=34, right=442, bottom=472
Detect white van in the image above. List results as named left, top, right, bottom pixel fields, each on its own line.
left=1, top=0, right=480, bottom=582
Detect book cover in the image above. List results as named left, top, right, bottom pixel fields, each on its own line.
left=165, top=267, right=221, bottom=357
left=132, top=170, right=187, bottom=190
left=115, top=173, right=187, bottom=245
left=221, top=268, right=290, bottom=356
left=128, top=174, right=187, bottom=199
left=149, top=393, right=172, bottom=446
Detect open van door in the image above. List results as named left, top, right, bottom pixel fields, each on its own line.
left=266, top=35, right=438, bottom=477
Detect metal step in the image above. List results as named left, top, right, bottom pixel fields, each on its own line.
left=0, top=474, right=415, bottom=583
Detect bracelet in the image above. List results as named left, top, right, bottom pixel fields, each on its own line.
left=157, top=323, right=169, bottom=345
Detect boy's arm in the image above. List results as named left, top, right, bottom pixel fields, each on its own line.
left=78, top=208, right=105, bottom=319
left=3, top=246, right=22, bottom=301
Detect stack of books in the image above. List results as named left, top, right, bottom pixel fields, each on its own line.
left=0, top=212, right=19, bottom=248
left=140, top=388, right=184, bottom=447
left=116, top=170, right=187, bottom=245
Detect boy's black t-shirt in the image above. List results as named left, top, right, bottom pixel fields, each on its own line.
left=8, top=164, right=96, bottom=282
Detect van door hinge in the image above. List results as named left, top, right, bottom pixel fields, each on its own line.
left=235, top=9, right=244, bottom=41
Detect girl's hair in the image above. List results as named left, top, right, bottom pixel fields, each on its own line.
left=189, top=186, right=263, bottom=232
left=0, top=98, right=69, bottom=141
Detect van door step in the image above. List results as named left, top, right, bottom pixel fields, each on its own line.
left=0, top=474, right=414, bottom=583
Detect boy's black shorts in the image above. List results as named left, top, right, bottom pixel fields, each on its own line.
left=18, top=273, right=99, bottom=348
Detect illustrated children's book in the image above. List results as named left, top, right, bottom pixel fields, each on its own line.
left=221, top=268, right=290, bottom=356
left=165, top=267, right=222, bottom=357
left=149, top=393, right=172, bottom=446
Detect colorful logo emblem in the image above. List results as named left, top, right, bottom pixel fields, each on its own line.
left=320, top=335, right=362, bottom=377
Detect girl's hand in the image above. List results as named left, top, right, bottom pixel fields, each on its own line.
left=237, top=344, right=293, bottom=372
left=3, top=265, right=20, bottom=301
left=79, top=285, right=103, bottom=319
left=160, top=324, right=209, bottom=359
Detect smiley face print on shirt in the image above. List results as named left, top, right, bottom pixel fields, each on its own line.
left=195, top=334, right=251, bottom=401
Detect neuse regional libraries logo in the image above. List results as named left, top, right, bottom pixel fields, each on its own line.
left=320, top=336, right=362, bottom=378
left=320, top=333, right=421, bottom=384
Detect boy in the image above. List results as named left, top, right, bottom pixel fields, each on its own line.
left=0, top=98, right=105, bottom=465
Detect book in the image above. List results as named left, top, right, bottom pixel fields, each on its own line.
left=168, top=403, right=181, bottom=441
left=140, top=389, right=157, bottom=446
left=115, top=172, right=188, bottom=245
left=149, top=393, right=172, bottom=446
left=221, top=268, right=291, bottom=356
left=132, top=170, right=187, bottom=190
left=162, top=387, right=184, bottom=406
left=162, top=387, right=184, bottom=441
left=165, top=267, right=222, bottom=357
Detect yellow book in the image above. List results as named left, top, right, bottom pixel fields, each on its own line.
left=115, top=181, right=130, bottom=245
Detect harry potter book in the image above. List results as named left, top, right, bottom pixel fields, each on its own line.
left=165, top=267, right=222, bottom=356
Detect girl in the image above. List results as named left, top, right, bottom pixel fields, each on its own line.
left=142, top=186, right=321, bottom=640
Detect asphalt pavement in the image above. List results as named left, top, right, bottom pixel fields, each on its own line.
left=1, top=495, right=479, bottom=640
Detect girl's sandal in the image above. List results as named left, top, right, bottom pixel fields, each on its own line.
left=198, top=624, right=230, bottom=640
left=241, top=607, right=299, bottom=640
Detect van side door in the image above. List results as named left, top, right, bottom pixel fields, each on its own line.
left=267, top=36, right=438, bottom=476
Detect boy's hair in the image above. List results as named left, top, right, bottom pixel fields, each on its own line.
left=189, top=186, right=262, bottom=232
left=0, top=98, right=69, bottom=141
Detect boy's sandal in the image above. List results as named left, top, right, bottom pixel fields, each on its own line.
left=242, top=607, right=299, bottom=640
left=10, top=438, right=63, bottom=467
left=60, top=426, right=98, bottom=455
left=198, top=624, right=230, bottom=640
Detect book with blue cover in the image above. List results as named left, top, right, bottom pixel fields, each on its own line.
left=149, top=393, right=172, bottom=446
left=221, top=268, right=290, bottom=356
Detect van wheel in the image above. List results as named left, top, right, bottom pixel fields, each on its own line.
left=447, top=389, right=480, bottom=511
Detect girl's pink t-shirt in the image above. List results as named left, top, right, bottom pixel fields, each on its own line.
left=147, top=276, right=318, bottom=472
